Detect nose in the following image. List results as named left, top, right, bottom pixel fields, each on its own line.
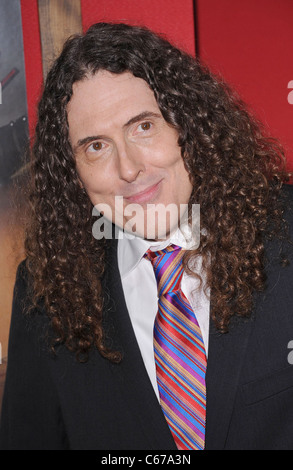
left=116, top=141, right=145, bottom=183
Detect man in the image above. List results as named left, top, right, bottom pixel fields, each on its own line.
left=0, top=22, right=293, bottom=450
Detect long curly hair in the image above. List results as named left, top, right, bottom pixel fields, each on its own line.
left=25, top=22, right=291, bottom=362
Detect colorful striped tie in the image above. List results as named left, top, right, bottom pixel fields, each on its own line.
left=145, top=244, right=207, bottom=450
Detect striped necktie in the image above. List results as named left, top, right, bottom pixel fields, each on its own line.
left=145, top=244, right=207, bottom=450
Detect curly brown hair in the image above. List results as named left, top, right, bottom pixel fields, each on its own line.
left=25, top=22, right=291, bottom=362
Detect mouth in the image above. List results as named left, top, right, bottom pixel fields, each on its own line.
left=124, top=179, right=163, bottom=204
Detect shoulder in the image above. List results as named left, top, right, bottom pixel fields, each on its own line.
left=9, top=260, right=50, bottom=349
left=281, top=183, right=293, bottom=216
left=280, top=183, right=293, bottom=244
left=12, top=259, right=34, bottom=317
left=13, top=259, right=29, bottom=294
left=281, top=182, right=293, bottom=206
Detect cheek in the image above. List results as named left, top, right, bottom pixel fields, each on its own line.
left=168, top=158, right=193, bottom=200
left=77, top=169, right=117, bottom=212
left=158, top=139, right=182, bottom=166
left=146, top=127, right=181, bottom=167
left=77, top=164, right=112, bottom=199
left=163, top=146, right=189, bottom=180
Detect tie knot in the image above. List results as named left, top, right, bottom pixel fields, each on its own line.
left=144, top=244, right=185, bottom=296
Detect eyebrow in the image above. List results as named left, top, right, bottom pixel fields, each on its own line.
left=72, top=111, right=162, bottom=153
left=122, top=111, right=161, bottom=129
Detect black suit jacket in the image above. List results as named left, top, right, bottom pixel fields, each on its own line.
left=1, top=186, right=293, bottom=450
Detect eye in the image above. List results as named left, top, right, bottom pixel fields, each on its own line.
left=138, top=121, right=152, bottom=132
left=87, top=141, right=105, bottom=153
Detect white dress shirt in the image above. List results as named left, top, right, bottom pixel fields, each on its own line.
left=117, top=229, right=210, bottom=399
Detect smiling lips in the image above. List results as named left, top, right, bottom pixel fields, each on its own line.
left=124, top=180, right=163, bottom=204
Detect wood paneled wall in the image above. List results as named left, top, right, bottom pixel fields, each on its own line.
left=0, top=0, right=83, bottom=362
left=38, top=0, right=82, bottom=77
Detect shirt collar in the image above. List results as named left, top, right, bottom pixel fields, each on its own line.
left=117, top=224, right=198, bottom=278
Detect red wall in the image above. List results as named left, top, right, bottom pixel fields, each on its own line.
left=20, top=0, right=43, bottom=136
left=20, top=0, right=293, bottom=169
left=197, top=0, right=293, bottom=170
left=80, top=0, right=196, bottom=55
left=20, top=0, right=195, bottom=134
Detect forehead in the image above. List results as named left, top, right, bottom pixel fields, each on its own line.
left=67, top=71, right=160, bottom=134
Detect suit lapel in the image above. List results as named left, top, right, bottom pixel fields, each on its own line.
left=204, top=226, right=287, bottom=450
left=102, top=238, right=177, bottom=450
left=205, top=307, right=254, bottom=450
left=102, top=239, right=254, bottom=450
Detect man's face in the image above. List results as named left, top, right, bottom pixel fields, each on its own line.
left=68, top=70, right=193, bottom=240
